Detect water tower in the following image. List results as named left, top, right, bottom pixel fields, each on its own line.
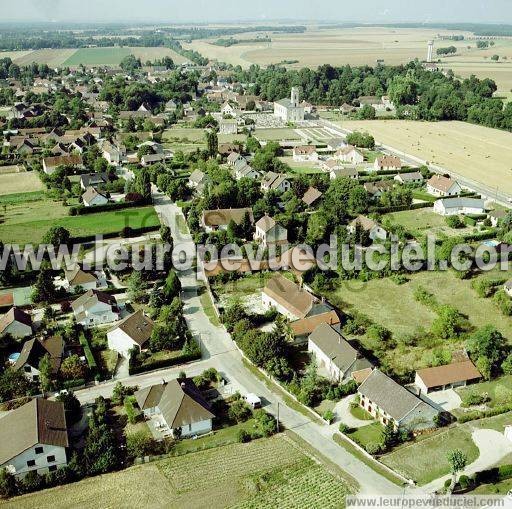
left=427, top=41, right=434, bottom=63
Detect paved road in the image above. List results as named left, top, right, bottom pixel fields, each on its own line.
left=75, top=187, right=405, bottom=494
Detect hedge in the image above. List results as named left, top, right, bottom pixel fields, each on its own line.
left=358, top=167, right=424, bottom=177
left=474, top=464, right=512, bottom=485
left=457, top=403, right=512, bottom=423
left=128, top=351, right=201, bottom=375
left=462, top=229, right=498, bottom=242
left=79, top=333, right=98, bottom=373
left=464, top=216, right=477, bottom=227
left=62, top=378, right=86, bottom=390
left=69, top=200, right=147, bottom=216
left=71, top=225, right=160, bottom=244
left=369, top=201, right=433, bottom=214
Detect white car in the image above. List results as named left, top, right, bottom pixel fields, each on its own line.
left=243, top=393, right=262, bottom=409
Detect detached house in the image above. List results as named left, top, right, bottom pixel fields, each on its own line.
left=364, top=180, right=395, bottom=199
left=64, top=265, right=106, bottom=293
left=262, top=274, right=316, bottom=321
left=42, top=154, right=83, bottom=175
left=335, top=145, right=364, bottom=165
left=374, top=155, right=402, bottom=172
left=71, top=289, right=119, bottom=328
left=188, top=169, right=210, bottom=194
left=394, top=171, right=424, bottom=185
left=82, top=186, right=109, bottom=207
left=227, top=152, right=245, bottom=167
left=330, top=167, right=358, bottom=180
left=293, top=145, right=319, bottom=162
left=348, top=215, right=388, bottom=241
left=261, top=172, right=291, bottom=193
left=13, top=336, right=65, bottom=382
left=135, top=378, right=215, bottom=438
left=107, top=310, right=154, bottom=358
left=302, top=187, right=323, bottom=207
left=0, top=307, right=33, bottom=338
left=358, top=369, right=438, bottom=431
left=0, top=398, right=68, bottom=478
left=254, top=214, right=288, bottom=247
left=426, top=175, right=462, bottom=197
left=308, top=323, right=372, bottom=382
left=433, top=197, right=486, bottom=216
left=80, top=172, right=109, bottom=191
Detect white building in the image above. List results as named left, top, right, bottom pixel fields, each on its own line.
left=71, top=289, right=119, bottom=328
left=261, top=171, right=291, bottom=193
left=82, top=186, right=109, bottom=207
left=274, top=87, right=305, bottom=123
left=134, top=379, right=215, bottom=438
left=426, top=175, right=462, bottom=197
left=293, top=145, right=319, bottom=162
left=219, top=119, right=237, bottom=135
left=64, top=266, right=106, bottom=293
left=308, top=323, right=372, bottom=383
left=415, top=359, right=481, bottom=394
left=254, top=215, right=288, bottom=247
left=348, top=215, right=388, bottom=241
left=335, top=145, right=364, bottom=165
left=0, top=399, right=68, bottom=478
left=107, top=310, right=154, bottom=358
left=374, top=155, right=402, bottom=172
left=433, top=197, right=486, bottom=216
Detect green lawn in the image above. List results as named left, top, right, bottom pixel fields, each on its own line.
left=63, top=47, right=132, bottom=66
left=0, top=202, right=160, bottom=244
left=0, top=191, right=46, bottom=205
left=380, top=426, right=479, bottom=485
left=346, top=422, right=384, bottom=449
left=198, top=287, right=221, bottom=327
left=471, top=477, right=512, bottom=495
left=162, top=128, right=206, bottom=142
left=383, top=208, right=475, bottom=239
left=457, top=376, right=512, bottom=410
left=350, top=404, right=375, bottom=421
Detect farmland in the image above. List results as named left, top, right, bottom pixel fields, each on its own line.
left=0, top=197, right=160, bottom=244
left=0, top=172, right=44, bottom=195
left=342, top=120, right=512, bottom=195
left=0, top=435, right=352, bottom=509
left=1, top=46, right=186, bottom=67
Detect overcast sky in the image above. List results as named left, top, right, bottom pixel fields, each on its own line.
left=0, top=0, right=510, bottom=24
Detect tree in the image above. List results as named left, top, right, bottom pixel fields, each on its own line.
left=127, top=271, right=147, bottom=303
left=381, top=422, right=398, bottom=449
left=56, top=391, right=82, bottom=425
left=346, top=131, right=375, bottom=149
left=38, top=354, right=53, bottom=394
left=32, top=268, right=57, bottom=303
left=228, top=399, right=253, bottom=423
left=431, top=305, right=463, bottom=339
left=501, top=354, right=512, bottom=375
left=466, top=326, right=507, bottom=376
left=162, top=270, right=181, bottom=303
left=357, top=104, right=376, bottom=120
left=120, top=54, right=142, bottom=74
left=42, top=226, right=70, bottom=247
left=206, top=130, right=218, bottom=158
left=388, top=75, right=419, bottom=105
left=60, top=355, right=87, bottom=381
left=447, top=449, right=467, bottom=490
left=134, top=170, right=151, bottom=202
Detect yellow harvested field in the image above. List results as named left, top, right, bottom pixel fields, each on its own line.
left=12, top=49, right=78, bottom=67
left=185, top=27, right=469, bottom=68
left=342, top=119, right=512, bottom=194
left=129, top=46, right=188, bottom=64
left=0, top=172, right=44, bottom=195
left=0, top=50, right=33, bottom=61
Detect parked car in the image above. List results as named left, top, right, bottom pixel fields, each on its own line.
left=243, top=393, right=261, bottom=409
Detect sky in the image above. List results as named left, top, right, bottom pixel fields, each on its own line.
left=0, top=0, right=511, bottom=24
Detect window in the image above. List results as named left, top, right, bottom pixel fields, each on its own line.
left=48, top=465, right=57, bottom=472
left=26, top=460, right=36, bottom=467
left=35, top=446, right=43, bottom=454
left=47, top=455, right=56, bottom=463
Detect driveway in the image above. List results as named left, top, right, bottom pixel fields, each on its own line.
left=331, top=395, right=373, bottom=429
left=421, top=389, right=462, bottom=412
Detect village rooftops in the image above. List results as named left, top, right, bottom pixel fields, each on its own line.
left=349, top=215, right=379, bottom=232
left=13, top=336, right=65, bottom=374
left=65, top=266, right=98, bottom=286
left=302, top=186, right=323, bottom=206
left=255, top=214, right=278, bottom=233
left=71, top=289, right=117, bottom=312
left=427, top=175, right=458, bottom=193
left=0, top=398, right=68, bottom=466
left=290, top=310, right=340, bottom=337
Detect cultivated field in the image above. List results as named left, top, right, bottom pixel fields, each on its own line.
left=342, top=120, right=512, bottom=195
left=1, top=46, right=187, bottom=68
left=0, top=435, right=352, bottom=509
left=0, top=172, right=44, bottom=195
left=254, top=128, right=302, bottom=141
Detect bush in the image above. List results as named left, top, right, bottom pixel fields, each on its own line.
left=458, top=474, right=471, bottom=489
left=446, top=215, right=465, bottom=229
left=338, top=423, right=351, bottom=434
left=323, top=409, right=335, bottom=424
left=236, top=429, right=251, bottom=443
left=228, top=399, right=253, bottom=423
left=254, top=409, right=277, bottom=437
left=79, top=334, right=98, bottom=374
left=498, top=464, right=512, bottom=480
left=126, top=431, right=155, bottom=459
left=461, top=392, right=490, bottom=407
left=124, top=396, right=139, bottom=424
left=365, top=442, right=385, bottom=455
